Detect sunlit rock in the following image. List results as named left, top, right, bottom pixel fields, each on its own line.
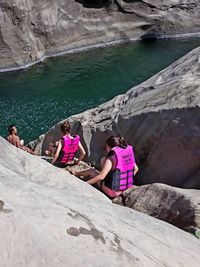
left=0, top=137, right=200, bottom=266
left=0, top=0, right=200, bottom=70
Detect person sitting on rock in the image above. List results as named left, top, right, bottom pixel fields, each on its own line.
left=72, top=135, right=139, bottom=198
left=7, top=125, right=35, bottom=155
left=50, top=121, right=86, bottom=168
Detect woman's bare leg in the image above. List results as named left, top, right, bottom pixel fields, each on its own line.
left=71, top=156, right=107, bottom=181
left=22, top=146, right=36, bottom=155
left=45, top=142, right=58, bottom=156
left=72, top=168, right=99, bottom=179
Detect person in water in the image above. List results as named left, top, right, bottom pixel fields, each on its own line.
left=7, top=125, right=35, bottom=155
left=51, top=121, right=86, bottom=167
left=72, top=135, right=139, bottom=198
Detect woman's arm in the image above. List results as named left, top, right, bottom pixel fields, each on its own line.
left=134, top=163, right=139, bottom=175
left=51, top=140, right=62, bottom=165
left=76, top=141, right=86, bottom=164
left=87, top=158, right=112, bottom=185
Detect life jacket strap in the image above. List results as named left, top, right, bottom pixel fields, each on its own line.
left=111, top=169, right=134, bottom=190
left=61, top=152, right=75, bottom=163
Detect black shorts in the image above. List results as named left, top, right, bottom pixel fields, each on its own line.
left=54, top=162, right=66, bottom=168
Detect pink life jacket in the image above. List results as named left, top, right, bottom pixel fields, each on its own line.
left=104, top=145, right=135, bottom=191
left=60, top=135, right=80, bottom=163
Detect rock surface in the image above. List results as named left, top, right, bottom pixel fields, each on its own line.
left=38, top=45, right=200, bottom=189
left=113, top=183, right=200, bottom=237
left=0, top=136, right=200, bottom=266
left=0, top=0, right=200, bottom=70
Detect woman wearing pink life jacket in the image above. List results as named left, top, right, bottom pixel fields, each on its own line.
left=73, top=135, right=139, bottom=198
left=51, top=121, right=86, bottom=168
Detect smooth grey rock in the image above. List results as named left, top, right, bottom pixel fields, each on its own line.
left=0, top=0, right=200, bottom=70
left=38, top=45, right=200, bottom=189
left=28, top=134, right=45, bottom=155
left=113, top=183, right=200, bottom=237
left=0, top=136, right=200, bottom=266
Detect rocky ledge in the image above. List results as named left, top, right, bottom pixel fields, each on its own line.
left=36, top=45, right=200, bottom=189
left=1, top=136, right=200, bottom=266
left=113, top=183, right=200, bottom=238
left=0, top=0, right=200, bottom=70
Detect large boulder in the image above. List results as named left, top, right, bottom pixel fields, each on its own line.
left=0, top=0, right=200, bottom=70
left=0, top=136, right=200, bottom=266
left=113, top=183, right=200, bottom=237
left=38, top=45, right=200, bottom=189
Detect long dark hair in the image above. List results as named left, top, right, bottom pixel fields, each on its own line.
left=60, top=121, right=71, bottom=134
left=106, top=135, right=127, bottom=149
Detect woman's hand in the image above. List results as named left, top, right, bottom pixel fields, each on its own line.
left=87, top=158, right=112, bottom=185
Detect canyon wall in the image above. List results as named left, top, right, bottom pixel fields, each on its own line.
left=0, top=0, right=200, bottom=70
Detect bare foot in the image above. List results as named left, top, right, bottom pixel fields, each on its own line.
left=45, top=150, right=53, bottom=156
left=65, top=166, right=78, bottom=175
left=71, top=169, right=78, bottom=176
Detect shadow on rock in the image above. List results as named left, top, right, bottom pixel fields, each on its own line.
left=75, top=0, right=112, bottom=8
left=113, top=183, right=200, bottom=237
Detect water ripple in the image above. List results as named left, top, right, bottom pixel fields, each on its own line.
left=0, top=38, right=200, bottom=142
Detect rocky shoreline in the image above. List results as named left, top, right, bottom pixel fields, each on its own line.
left=1, top=0, right=200, bottom=71
left=0, top=32, right=200, bottom=73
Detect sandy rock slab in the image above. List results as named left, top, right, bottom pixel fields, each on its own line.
left=0, top=137, right=200, bottom=266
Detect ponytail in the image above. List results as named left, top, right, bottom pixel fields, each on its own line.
left=106, top=135, right=127, bottom=149
left=118, top=136, right=127, bottom=148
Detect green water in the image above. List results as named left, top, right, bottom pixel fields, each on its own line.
left=0, top=38, right=200, bottom=142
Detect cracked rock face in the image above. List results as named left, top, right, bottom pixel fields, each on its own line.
left=0, top=0, right=200, bottom=70
left=0, top=137, right=200, bottom=266
left=39, top=46, right=200, bottom=189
